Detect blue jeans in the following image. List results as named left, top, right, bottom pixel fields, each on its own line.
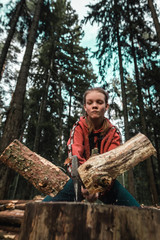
left=43, top=178, right=140, bottom=207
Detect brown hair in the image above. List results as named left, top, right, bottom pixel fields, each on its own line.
left=83, top=87, right=109, bottom=135
left=83, top=87, right=109, bottom=105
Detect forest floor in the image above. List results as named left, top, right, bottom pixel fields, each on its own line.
left=0, top=196, right=160, bottom=240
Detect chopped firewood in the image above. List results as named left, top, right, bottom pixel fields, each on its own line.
left=78, top=133, right=157, bottom=194
left=0, top=226, right=20, bottom=233
left=0, top=199, right=43, bottom=211
left=0, top=133, right=156, bottom=197
left=0, top=209, right=24, bottom=226
left=0, top=139, right=69, bottom=197
left=0, top=229, right=19, bottom=239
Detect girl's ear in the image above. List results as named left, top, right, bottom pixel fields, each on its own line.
left=105, top=104, right=109, bottom=111
left=84, top=104, right=87, bottom=112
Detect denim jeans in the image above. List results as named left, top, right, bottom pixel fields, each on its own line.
left=43, top=178, right=140, bottom=207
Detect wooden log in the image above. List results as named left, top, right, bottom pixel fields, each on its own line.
left=0, top=209, right=24, bottom=226
left=19, top=202, right=160, bottom=240
left=0, top=200, right=31, bottom=205
left=0, top=199, right=43, bottom=211
left=0, top=225, right=20, bottom=233
left=78, top=133, right=157, bottom=194
left=0, top=139, right=69, bottom=197
left=0, top=229, right=19, bottom=240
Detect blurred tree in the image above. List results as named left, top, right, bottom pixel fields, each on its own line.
left=0, top=0, right=43, bottom=200
left=148, top=0, right=160, bottom=44
left=0, top=0, right=29, bottom=79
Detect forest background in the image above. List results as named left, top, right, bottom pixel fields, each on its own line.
left=0, top=0, right=160, bottom=206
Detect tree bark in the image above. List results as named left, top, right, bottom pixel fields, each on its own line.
left=19, top=202, right=160, bottom=240
left=78, top=133, right=156, bottom=194
left=0, top=139, right=69, bottom=197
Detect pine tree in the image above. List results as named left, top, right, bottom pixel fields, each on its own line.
left=0, top=0, right=29, bottom=79
left=24, top=0, right=96, bottom=165
left=0, top=0, right=43, bottom=200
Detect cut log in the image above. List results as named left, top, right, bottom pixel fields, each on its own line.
left=0, top=200, right=30, bottom=211
left=78, top=133, right=157, bottom=194
left=0, top=199, right=42, bottom=211
left=0, top=209, right=24, bottom=226
left=0, top=229, right=19, bottom=240
left=0, top=133, right=156, bottom=197
left=19, top=202, right=160, bottom=240
left=0, top=226, right=20, bottom=234
left=0, top=139, right=69, bottom=197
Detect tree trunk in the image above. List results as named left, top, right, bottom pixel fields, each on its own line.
left=148, top=88, right=160, bottom=175
left=57, top=77, right=63, bottom=164
left=33, top=68, right=51, bottom=153
left=148, top=0, right=160, bottom=44
left=0, top=0, right=25, bottom=78
left=19, top=202, right=160, bottom=240
left=78, top=133, right=156, bottom=194
left=0, top=0, right=43, bottom=153
left=0, top=0, right=43, bottom=200
left=132, top=37, right=159, bottom=204
left=115, top=2, right=135, bottom=196
left=127, top=0, right=159, bottom=204
left=0, top=139, right=69, bottom=197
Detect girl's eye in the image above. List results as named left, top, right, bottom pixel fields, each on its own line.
left=87, top=101, right=92, bottom=105
left=97, top=100, right=103, bottom=104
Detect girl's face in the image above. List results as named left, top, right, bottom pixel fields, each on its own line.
left=84, top=91, right=108, bottom=120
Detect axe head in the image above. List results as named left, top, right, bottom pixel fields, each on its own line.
left=71, top=155, right=81, bottom=201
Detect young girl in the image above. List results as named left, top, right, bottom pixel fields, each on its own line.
left=43, top=87, right=140, bottom=207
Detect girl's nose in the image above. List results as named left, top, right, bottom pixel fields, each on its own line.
left=92, top=102, right=98, bottom=108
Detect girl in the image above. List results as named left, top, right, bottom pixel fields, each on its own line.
left=43, top=87, right=140, bottom=207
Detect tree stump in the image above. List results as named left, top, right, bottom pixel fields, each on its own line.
left=19, top=202, right=160, bottom=240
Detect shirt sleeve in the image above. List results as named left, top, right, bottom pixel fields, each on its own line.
left=107, top=130, right=121, bottom=152
left=67, top=124, right=86, bottom=165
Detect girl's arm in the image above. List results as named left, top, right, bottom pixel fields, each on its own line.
left=67, top=125, right=86, bottom=165
left=107, top=130, right=121, bottom=152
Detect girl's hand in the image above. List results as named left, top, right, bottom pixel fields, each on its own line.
left=81, top=186, right=99, bottom=202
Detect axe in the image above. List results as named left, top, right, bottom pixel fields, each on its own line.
left=71, top=155, right=82, bottom=202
